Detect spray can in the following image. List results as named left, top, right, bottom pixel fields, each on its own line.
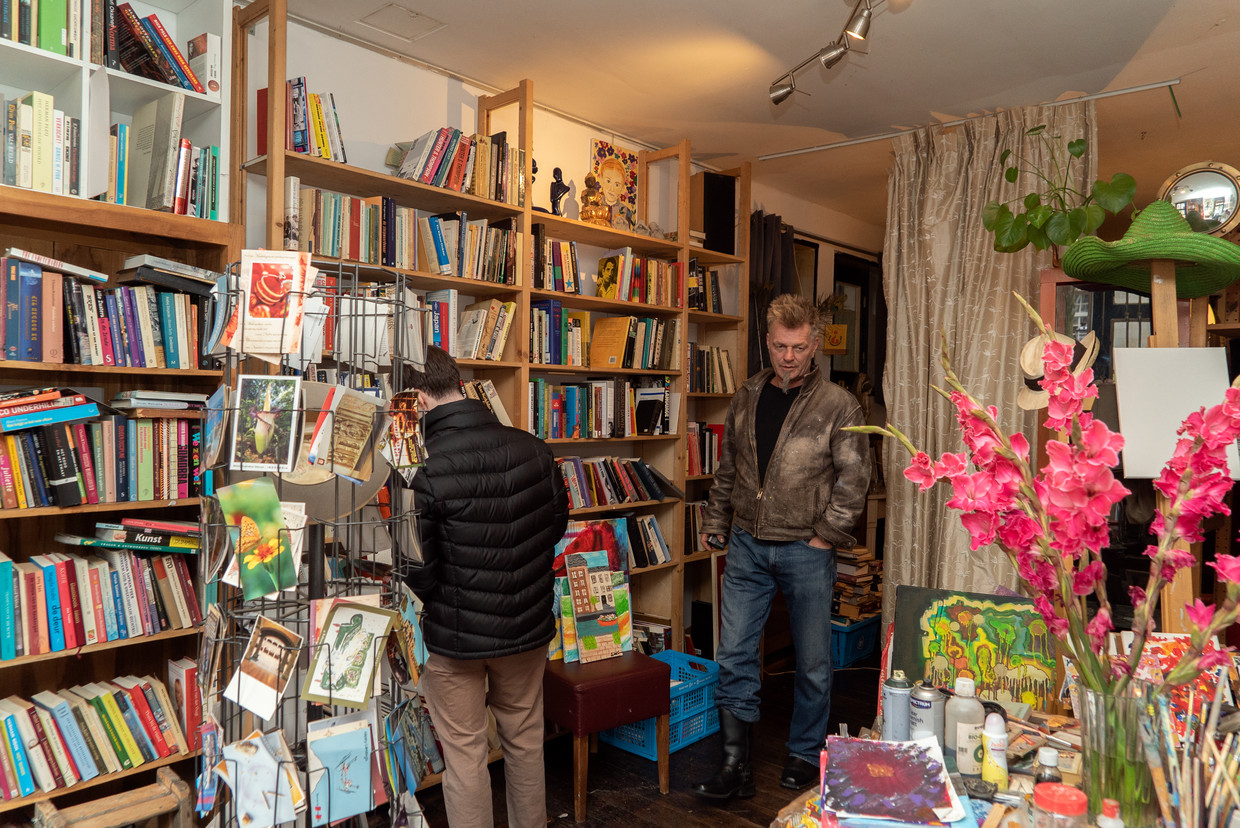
left=908, top=681, right=946, bottom=748
left=881, top=669, right=914, bottom=741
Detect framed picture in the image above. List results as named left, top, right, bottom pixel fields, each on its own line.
left=230, top=374, right=301, bottom=472
left=830, top=279, right=862, bottom=374
left=302, top=602, right=398, bottom=708
left=591, top=140, right=639, bottom=231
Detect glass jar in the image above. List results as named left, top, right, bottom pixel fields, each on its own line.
left=1032, top=782, right=1087, bottom=828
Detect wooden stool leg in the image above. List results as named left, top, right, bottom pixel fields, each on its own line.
left=573, top=734, right=589, bottom=823
left=656, top=713, right=670, bottom=794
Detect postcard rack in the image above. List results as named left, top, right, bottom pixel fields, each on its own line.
left=197, top=255, right=432, bottom=828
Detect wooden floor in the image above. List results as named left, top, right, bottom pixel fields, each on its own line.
left=415, top=652, right=881, bottom=827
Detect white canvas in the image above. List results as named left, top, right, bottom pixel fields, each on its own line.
left=1112, top=347, right=1240, bottom=479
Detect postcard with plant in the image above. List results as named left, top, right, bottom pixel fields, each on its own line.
left=216, top=478, right=297, bottom=600
left=230, top=375, right=301, bottom=472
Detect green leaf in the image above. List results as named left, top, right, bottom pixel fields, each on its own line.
left=1092, top=173, right=1137, bottom=213
left=1082, top=203, right=1106, bottom=234
left=1005, top=167, right=1020, bottom=184
left=1024, top=192, right=1042, bottom=210
left=1046, top=211, right=1075, bottom=246
left=999, top=149, right=1012, bottom=166
left=996, top=213, right=1030, bottom=250
left=1028, top=204, right=1053, bottom=229
left=1026, top=223, right=1050, bottom=250
left=1068, top=207, right=1088, bottom=239
left=1025, top=125, right=1047, bottom=136
left=1067, top=138, right=1087, bottom=159
left=982, top=201, right=1007, bottom=231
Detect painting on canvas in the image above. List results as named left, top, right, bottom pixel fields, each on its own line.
left=591, top=140, right=639, bottom=231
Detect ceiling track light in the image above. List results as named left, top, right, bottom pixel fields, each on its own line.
left=769, top=0, right=876, bottom=105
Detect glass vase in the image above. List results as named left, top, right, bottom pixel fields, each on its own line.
left=1077, top=683, right=1158, bottom=825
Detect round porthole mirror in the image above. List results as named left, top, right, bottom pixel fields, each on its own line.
left=1157, top=161, right=1240, bottom=237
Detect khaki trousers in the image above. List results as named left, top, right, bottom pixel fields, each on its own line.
left=422, top=647, right=547, bottom=828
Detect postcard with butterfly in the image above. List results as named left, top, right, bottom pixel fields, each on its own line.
left=215, top=478, right=297, bottom=599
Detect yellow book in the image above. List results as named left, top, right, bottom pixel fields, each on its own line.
left=564, top=311, right=592, bottom=367
left=6, top=437, right=27, bottom=510
left=589, top=315, right=635, bottom=369
left=18, top=91, right=54, bottom=193
left=307, top=93, right=330, bottom=159
left=91, top=685, right=145, bottom=768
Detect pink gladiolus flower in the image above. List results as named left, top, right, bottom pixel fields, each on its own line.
left=934, top=452, right=968, bottom=479
left=1129, top=585, right=1147, bottom=609
left=1033, top=595, right=1069, bottom=637
left=1197, top=649, right=1233, bottom=672
left=904, top=451, right=937, bottom=491
left=1072, top=561, right=1105, bottom=596
left=1185, top=598, right=1215, bottom=631
left=1210, top=554, right=1240, bottom=584
left=1086, top=608, right=1112, bottom=654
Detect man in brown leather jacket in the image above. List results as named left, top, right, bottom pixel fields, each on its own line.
left=692, top=293, right=870, bottom=801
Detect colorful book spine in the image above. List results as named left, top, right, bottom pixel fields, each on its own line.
left=0, top=711, right=35, bottom=796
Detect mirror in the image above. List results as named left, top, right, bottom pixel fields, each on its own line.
left=1157, top=161, right=1240, bottom=237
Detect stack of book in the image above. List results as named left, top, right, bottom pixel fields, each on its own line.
left=686, top=420, right=724, bottom=475
left=528, top=299, right=591, bottom=366
left=555, top=455, right=672, bottom=511
left=0, top=519, right=200, bottom=660
left=257, top=77, right=347, bottom=163
left=686, top=259, right=725, bottom=313
left=415, top=210, right=521, bottom=283
left=555, top=245, right=679, bottom=306
left=454, top=298, right=517, bottom=361
left=0, top=387, right=204, bottom=510
left=833, top=544, right=881, bottom=620
left=587, top=315, right=681, bottom=371
left=687, top=342, right=737, bottom=394
left=0, top=671, right=194, bottom=800
left=389, top=126, right=524, bottom=206
left=108, top=2, right=208, bottom=95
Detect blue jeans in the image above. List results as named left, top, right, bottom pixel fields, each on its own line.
left=714, top=527, right=836, bottom=764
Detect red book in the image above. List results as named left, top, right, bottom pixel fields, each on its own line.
left=115, top=3, right=180, bottom=86
left=256, top=86, right=267, bottom=152
left=24, top=703, right=68, bottom=788
left=0, top=441, right=16, bottom=510
left=125, top=553, right=152, bottom=636
left=115, top=678, right=171, bottom=758
left=0, top=394, right=87, bottom=418
left=144, top=14, right=204, bottom=93
left=120, top=517, right=200, bottom=536
left=0, top=389, right=63, bottom=409
left=348, top=196, right=361, bottom=259
left=58, top=554, right=87, bottom=651
left=444, top=135, right=472, bottom=192
left=49, top=556, right=78, bottom=650
left=71, top=422, right=99, bottom=505
left=418, top=128, right=451, bottom=184
left=169, top=554, right=201, bottom=625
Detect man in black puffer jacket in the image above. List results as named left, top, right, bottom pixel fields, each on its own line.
left=403, top=346, right=568, bottom=828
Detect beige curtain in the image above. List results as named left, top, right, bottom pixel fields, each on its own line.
left=880, top=102, right=1097, bottom=628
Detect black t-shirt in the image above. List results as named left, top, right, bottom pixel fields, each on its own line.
left=756, top=379, right=802, bottom=485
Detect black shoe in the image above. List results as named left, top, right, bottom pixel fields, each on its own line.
left=691, top=709, right=755, bottom=802
left=780, top=754, right=819, bottom=790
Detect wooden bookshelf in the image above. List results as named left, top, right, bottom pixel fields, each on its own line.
left=0, top=362, right=223, bottom=377
left=0, top=750, right=202, bottom=815
left=0, top=497, right=204, bottom=519
left=0, top=627, right=200, bottom=672
left=568, top=498, right=679, bottom=516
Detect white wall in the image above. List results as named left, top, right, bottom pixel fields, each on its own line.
left=245, top=20, right=884, bottom=256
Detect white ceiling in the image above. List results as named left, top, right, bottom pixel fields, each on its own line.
left=283, top=0, right=1240, bottom=242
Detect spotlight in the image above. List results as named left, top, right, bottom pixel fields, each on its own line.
left=818, top=41, right=848, bottom=69
left=846, top=0, right=872, bottom=40
left=769, top=77, right=795, bottom=105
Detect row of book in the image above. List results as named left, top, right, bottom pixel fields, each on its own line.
left=257, top=77, right=347, bottom=163
left=390, top=125, right=525, bottom=206
left=462, top=378, right=512, bottom=426
left=529, top=234, right=683, bottom=309
left=453, top=298, right=517, bottom=361
left=631, top=617, right=673, bottom=655
left=415, top=210, right=522, bottom=284
left=105, top=119, right=220, bottom=217
left=555, top=454, right=673, bottom=512
left=102, top=1, right=216, bottom=95
left=0, top=254, right=208, bottom=369
left=528, top=376, right=678, bottom=440
left=0, top=534, right=200, bottom=659
left=586, top=314, right=682, bottom=372
left=687, top=342, right=738, bottom=394
left=686, top=260, right=727, bottom=314
left=684, top=501, right=711, bottom=554
left=3, top=91, right=81, bottom=196
left=0, top=663, right=199, bottom=801
left=686, top=420, right=724, bottom=476
left=0, top=407, right=204, bottom=510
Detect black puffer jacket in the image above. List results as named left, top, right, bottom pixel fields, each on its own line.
left=407, top=397, right=568, bottom=659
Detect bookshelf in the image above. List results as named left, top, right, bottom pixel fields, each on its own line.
left=1, top=0, right=232, bottom=219
left=1, top=8, right=238, bottom=803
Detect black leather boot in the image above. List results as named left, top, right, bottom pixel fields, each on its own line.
left=691, top=708, right=755, bottom=801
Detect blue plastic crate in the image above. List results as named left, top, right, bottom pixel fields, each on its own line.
left=598, top=651, right=721, bottom=760
left=832, top=614, right=880, bottom=668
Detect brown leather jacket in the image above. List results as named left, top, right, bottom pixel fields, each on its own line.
left=701, top=365, right=870, bottom=548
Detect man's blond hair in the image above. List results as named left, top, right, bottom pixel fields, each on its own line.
left=766, top=293, right=819, bottom=334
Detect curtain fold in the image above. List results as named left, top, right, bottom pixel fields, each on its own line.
left=881, top=102, right=1097, bottom=627
left=748, top=210, right=798, bottom=375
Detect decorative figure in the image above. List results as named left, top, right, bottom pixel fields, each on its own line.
left=531, top=159, right=550, bottom=213
left=550, top=167, right=569, bottom=217
left=579, top=174, right=612, bottom=227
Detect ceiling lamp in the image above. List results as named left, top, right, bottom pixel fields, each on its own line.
left=769, top=0, right=876, bottom=105
left=846, top=0, right=872, bottom=40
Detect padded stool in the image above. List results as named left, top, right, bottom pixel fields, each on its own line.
left=543, top=651, right=671, bottom=823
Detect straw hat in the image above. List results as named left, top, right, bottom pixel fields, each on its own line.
left=1017, top=330, right=1099, bottom=411
left=1061, top=200, right=1240, bottom=299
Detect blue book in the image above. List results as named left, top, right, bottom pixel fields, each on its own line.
left=114, top=122, right=128, bottom=206
left=110, top=689, right=156, bottom=762
left=157, top=292, right=180, bottom=369
left=426, top=216, right=451, bottom=274
left=108, top=567, right=129, bottom=640
left=0, top=552, right=13, bottom=660
left=30, top=555, right=65, bottom=652
left=119, top=287, right=144, bottom=367
left=138, top=18, right=192, bottom=90
left=3, top=258, right=19, bottom=360
left=0, top=402, right=101, bottom=434
left=32, top=691, right=98, bottom=781
left=0, top=711, right=35, bottom=796
left=125, top=417, right=137, bottom=501
left=16, top=261, right=40, bottom=361
left=20, top=433, right=51, bottom=507
left=93, top=560, right=118, bottom=643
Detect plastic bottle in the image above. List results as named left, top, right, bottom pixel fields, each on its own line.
left=1034, top=746, right=1062, bottom=784
left=1095, top=798, right=1124, bottom=828
left=980, top=712, right=1009, bottom=789
left=944, top=676, right=985, bottom=776
left=1031, top=782, right=1086, bottom=827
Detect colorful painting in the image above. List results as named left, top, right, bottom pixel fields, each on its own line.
left=552, top=548, right=631, bottom=663
left=821, top=736, right=963, bottom=823
left=591, top=140, right=639, bottom=231
left=891, top=585, right=1058, bottom=711
left=1133, top=632, right=1232, bottom=743
left=230, top=374, right=301, bottom=473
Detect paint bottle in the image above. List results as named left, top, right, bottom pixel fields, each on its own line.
left=908, top=681, right=946, bottom=749
left=881, top=669, right=914, bottom=741
left=944, top=676, right=985, bottom=776
left=980, top=712, right=1009, bottom=789
left=1034, top=746, right=1062, bottom=784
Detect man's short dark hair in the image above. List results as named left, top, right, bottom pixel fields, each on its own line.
left=402, top=346, right=463, bottom=398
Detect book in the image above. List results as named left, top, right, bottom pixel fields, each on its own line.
left=3, top=248, right=107, bottom=285
left=125, top=91, right=184, bottom=211
left=589, top=315, right=635, bottom=369
left=143, top=14, right=202, bottom=93
left=186, top=32, right=221, bottom=97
